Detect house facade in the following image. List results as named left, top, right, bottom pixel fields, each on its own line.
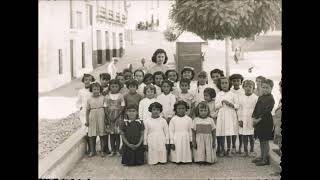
left=39, top=0, right=127, bottom=93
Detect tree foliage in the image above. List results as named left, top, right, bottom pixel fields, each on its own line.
left=170, top=0, right=281, bottom=40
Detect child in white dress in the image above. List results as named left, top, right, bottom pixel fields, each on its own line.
left=76, top=73, right=95, bottom=154
left=144, top=102, right=170, bottom=165
left=215, top=77, right=240, bottom=157
left=165, top=69, right=179, bottom=96
left=176, top=67, right=197, bottom=95
left=194, top=71, right=210, bottom=106
left=192, top=102, right=217, bottom=164
left=238, top=80, right=258, bottom=157
left=139, top=85, right=158, bottom=123
left=229, top=74, right=245, bottom=154
left=176, top=78, right=195, bottom=117
left=169, top=101, right=193, bottom=163
left=156, top=80, right=176, bottom=124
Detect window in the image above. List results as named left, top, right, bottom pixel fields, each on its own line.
left=58, top=49, right=63, bottom=74
left=105, top=31, right=109, bottom=49
left=76, top=11, right=82, bottom=29
left=82, top=42, right=85, bottom=68
left=97, top=30, right=102, bottom=49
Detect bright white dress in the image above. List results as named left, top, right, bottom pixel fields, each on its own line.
left=76, top=88, right=91, bottom=132
left=144, top=117, right=169, bottom=165
left=215, top=91, right=240, bottom=136
left=238, top=94, right=258, bottom=135
left=194, top=84, right=211, bottom=106
left=137, top=83, right=146, bottom=97
left=192, top=117, right=217, bottom=163
left=139, top=98, right=157, bottom=122
left=169, top=115, right=193, bottom=163
left=156, top=93, right=176, bottom=120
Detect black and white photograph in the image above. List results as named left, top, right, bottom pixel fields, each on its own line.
left=38, top=0, right=282, bottom=179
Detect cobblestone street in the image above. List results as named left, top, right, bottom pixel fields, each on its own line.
left=65, top=141, right=279, bottom=179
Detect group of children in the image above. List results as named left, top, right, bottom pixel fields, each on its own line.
left=76, top=50, right=277, bottom=167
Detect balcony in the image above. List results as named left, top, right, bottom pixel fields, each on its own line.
left=108, top=10, right=114, bottom=21
left=122, top=14, right=127, bottom=24
left=96, top=7, right=107, bottom=21
left=116, top=12, right=120, bottom=23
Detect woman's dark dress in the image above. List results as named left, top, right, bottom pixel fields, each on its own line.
left=120, top=119, right=145, bottom=165
left=252, top=94, right=275, bottom=140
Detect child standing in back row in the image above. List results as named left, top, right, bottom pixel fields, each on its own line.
left=139, top=85, right=158, bottom=122
left=176, top=78, right=195, bottom=117
left=204, top=88, right=218, bottom=125
left=100, top=73, right=111, bottom=96
left=156, top=80, right=176, bottom=124
left=194, top=71, right=210, bottom=106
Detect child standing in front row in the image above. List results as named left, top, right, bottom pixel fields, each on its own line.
left=238, top=80, right=258, bottom=157
left=144, top=102, right=170, bottom=165
left=215, top=77, right=239, bottom=157
left=120, top=105, right=145, bottom=166
left=76, top=74, right=95, bottom=154
left=156, top=80, right=176, bottom=124
left=192, top=102, right=217, bottom=164
left=176, top=78, right=195, bottom=117
left=86, top=82, right=107, bottom=157
left=251, top=79, right=275, bottom=166
left=105, top=79, right=125, bottom=156
left=169, top=101, right=193, bottom=164
left=204, top=88, right=218, bottom=125
left=229, top=74, right=245, bottom=154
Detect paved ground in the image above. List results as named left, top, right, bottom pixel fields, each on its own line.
left=65, top=141, right=280, bottom=179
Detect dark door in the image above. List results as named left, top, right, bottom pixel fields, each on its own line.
left=70, top=40, right=75, bottom=79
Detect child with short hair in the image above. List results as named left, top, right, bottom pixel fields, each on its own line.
left=209, top=69, right=224, bottom=94
left=179, top=66, right=197, bottom=94
left=194, top=71, right=210, bottom=106
left=105, top=79, right=126, bottom=156
left=204, top=88, right=218, bottom=125
left=85, top=82, right=107, bottom=157
left=251, top=79, right=275, bottom=166
left=76, top=73, right=95, bottom=154
left=139, top=85, right=158, bottom=122
left=144, top=102, right=170, bottom=165
left=156, top=80, right=176, bottom=124
left=116, top=73, right=129, bottom=95
left=124, top=79, right=143, bottom=108
left=165, top=69, right=179, bottom=95
left=123, top=68, right=133, bottom=82
left=238, top=80, right=258, bottom=157
left=192, top=102, right=217, bottom=164
left=100, top=73, right=111, bottom=96
left=134, top=69, right=146, bottom=97
left=215, top=77, right=240, bottom=157
left=229, top=73, right=245, bottom=154
left=169, top=101, right=193, bottom=163
left=143, top=73, right=154, bottom=86
left=120, top=105, right=145, bottom=166
left=176, top=78, right=195, bottom=117
left=153, top=71, right=166, bottom=97
left=254, top=76, right=266, bottom=97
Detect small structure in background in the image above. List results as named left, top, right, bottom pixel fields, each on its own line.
left=174, top=32, right=206, bottom=78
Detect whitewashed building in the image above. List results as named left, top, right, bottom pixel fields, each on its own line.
left=39, top=0, right=127, bottom=93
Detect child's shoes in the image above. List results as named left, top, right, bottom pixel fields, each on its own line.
left=88, top=152, right=96, bottom=157
left=100, top=151, right=106, bottom=157
left=231, top=148, right=236, bottom=154
left=108, top=152, right=116, bottom=157
left=251, top=157, right=262, bottom=163
left=255, top=160, right=270, bottom=166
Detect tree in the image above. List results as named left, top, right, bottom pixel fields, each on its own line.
left=170, top=0, right=281, bottom=77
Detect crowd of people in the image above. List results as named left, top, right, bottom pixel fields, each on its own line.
left=76, top=48, right=282, bottom=167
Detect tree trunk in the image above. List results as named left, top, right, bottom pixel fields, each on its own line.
left=225, top=36, right=230, bottom=77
